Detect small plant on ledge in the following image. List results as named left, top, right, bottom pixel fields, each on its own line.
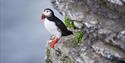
left=64, top=16, right=75, bottom=29
left=64, top=16, right=85, bottom=47
left=74, top=31, right=85, bottom=46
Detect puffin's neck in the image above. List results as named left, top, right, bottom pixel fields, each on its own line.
left=47, top=15, right=55, bottom=21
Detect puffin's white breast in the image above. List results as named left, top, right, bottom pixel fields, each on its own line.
left=44, top=18, right=61, bottom=38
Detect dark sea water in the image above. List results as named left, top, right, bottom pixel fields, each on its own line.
left=0, top=0, right=63, bottom=63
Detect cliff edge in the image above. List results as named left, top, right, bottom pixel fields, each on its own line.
left=45, top=0, right=125, bottom=63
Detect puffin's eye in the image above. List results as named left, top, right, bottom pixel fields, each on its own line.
left=46, top=10, right=49, bottom=13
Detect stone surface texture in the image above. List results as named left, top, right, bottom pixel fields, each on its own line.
left=45, top=0, right=125, bottom=63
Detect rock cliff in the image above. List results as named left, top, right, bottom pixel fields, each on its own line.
left=45, top=0, right=125, bottom=63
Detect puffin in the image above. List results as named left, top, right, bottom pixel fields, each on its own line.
left=41, top=8, right=73, bottom=48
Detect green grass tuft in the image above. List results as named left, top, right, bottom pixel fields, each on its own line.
left=74, top=31, right=85, bottom=46
left=64, top=16, right=75, bottom=29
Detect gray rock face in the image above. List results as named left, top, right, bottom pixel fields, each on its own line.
left=107, top=0, right=125, bottom=5
left=92, top=41, right=125, bottom=61
left=46, top=0, right=125, bottom=63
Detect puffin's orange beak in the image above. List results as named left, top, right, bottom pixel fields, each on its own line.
left=41, top=14, right=46, bottom=20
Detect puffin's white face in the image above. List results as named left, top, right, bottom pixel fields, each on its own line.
left=43, top=9, right=52, bottom=17
left=41, top=8, right=54, bottom=20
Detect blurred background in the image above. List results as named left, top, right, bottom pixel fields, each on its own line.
left=0, top=0, right=63, bottom=63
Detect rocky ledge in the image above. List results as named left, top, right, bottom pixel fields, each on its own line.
left=45, top=0, right=125, bottom=63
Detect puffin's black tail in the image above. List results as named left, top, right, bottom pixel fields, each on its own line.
left=62, top=30, right=73, bottom=36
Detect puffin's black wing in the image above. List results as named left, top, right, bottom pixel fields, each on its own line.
left=55, top=17, right=73, bottom=36
left=48, top=16, right=73, bottom=36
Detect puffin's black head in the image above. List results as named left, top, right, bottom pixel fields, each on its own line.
left=41, top=8, right=54, bottom=20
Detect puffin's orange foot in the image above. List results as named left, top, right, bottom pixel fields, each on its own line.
left=50, top=36, right=59, bottom=48
left=50, top=39, right=57, bottom=48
